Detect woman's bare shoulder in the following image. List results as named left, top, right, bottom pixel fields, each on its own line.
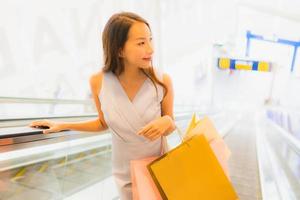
left=162, top=73, right=171, bottom=83
left=89, top=71, right=104, bottom=94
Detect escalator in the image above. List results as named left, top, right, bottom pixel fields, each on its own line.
left=1, top=108, right=299, bottom=200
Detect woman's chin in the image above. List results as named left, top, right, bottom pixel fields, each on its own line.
left=139, top=65, right=152, bottom=69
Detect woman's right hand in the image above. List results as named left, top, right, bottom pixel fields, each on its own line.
left=29, top=120, right=65, bottom=134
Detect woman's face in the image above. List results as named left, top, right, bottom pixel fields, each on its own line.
left=120, top=22, right=154, bottom=69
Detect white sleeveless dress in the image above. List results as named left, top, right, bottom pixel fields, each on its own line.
left=99, top=69, right=165, bottom=200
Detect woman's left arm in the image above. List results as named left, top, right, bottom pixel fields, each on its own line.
left=160, top=73, right=176, bottom=135
left=137, top=73, right=176, bottom=140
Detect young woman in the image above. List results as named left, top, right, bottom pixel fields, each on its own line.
left=30, top=12, right=175, bottom=199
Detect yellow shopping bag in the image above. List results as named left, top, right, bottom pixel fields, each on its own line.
left=184, top=114, right=231, bottom=159
left=184, top=114, right=231, bottom=177
left=148, top=134, right=238, bottom=200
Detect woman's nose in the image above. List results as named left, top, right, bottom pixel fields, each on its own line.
left=146, top=42, right=154, bottom=54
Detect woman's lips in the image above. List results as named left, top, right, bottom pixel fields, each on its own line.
left=142, top=57, right=152, bottom=61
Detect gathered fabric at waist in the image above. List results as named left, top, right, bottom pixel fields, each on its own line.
left=111, top=133, right=162, bottom=152
left=111, top=134, right=162, bottom=169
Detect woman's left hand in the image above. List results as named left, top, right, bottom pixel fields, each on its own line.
left=137, top=116, right=173, bottom=141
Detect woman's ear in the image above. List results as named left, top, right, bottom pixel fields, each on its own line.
left=118, top=48, right=124, bottom=58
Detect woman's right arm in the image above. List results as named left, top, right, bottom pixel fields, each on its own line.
left=30, top=72, right=109, bottom=134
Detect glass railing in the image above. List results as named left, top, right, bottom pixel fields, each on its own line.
left=0, top=111, right=193, bottom=200
left=0, top=96, right=96, bottom=121
left=266, top=107, right=300, bottom=141
left=0, top=106, right=240, bottom=200
left=256, top=108, right=300, bottom=200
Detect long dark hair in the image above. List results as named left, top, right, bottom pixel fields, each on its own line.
left=102, top=12, right=167, bottom=96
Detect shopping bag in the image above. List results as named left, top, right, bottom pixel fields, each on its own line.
left=184, top=114, right=231, bottom=176
left=131, top=137, right=168, bottom=200
left=210, top=138, right=230, bottom=178
left=148, top=134, right=238, bottom=200
left=183, top=113, right=199, bottom=137
left=131, top=157, right=163, bottom=200
left=184, top=115, right=221, bottom=142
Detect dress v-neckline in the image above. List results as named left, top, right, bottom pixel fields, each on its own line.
left=113, top=73, right=148, bottom=104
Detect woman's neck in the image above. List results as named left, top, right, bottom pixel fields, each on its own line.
left=118, top=66, right=146, bottom=82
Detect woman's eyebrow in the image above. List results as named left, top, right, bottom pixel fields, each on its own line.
left=135, top=36, right=152, bottom=40
left=135, top=37, right=146, bottom=40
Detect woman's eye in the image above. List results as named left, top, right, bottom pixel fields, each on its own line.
left=138, top=42, right=145, bottom=46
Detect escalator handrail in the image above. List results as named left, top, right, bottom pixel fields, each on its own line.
left=0, top=96, right=92, bottom=105
left=267, top=118, right=300, bottom=155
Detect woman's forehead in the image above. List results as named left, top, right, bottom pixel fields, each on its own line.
left=127, top=22, right=151, bottom=40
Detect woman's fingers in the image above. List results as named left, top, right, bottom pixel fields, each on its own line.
left=30, top=120, right=49, bottom=127
left=137, top=124, right=152, bottom=135
left=139, top=125, right=163, bottom=140
left=143, top=128, right=156, bottom=137
left=30, top=120, right=55, bottom=134
left=43, top=128, right=54, bottom=134
left=138, top=122, right=164, bottom=141
left=148, top=130, right=161, bottom=141
left=29, top=120, right=63, bottom=135
left=142, top=129, right=160, bottom=140
left=29, top=121, right=41, bottom=127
